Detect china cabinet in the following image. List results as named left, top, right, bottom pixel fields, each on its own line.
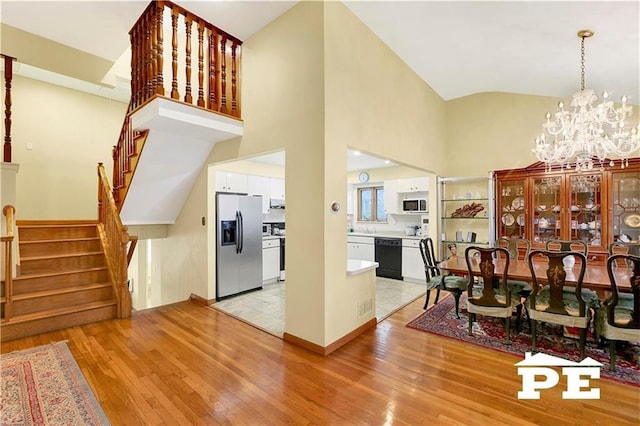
left=438, top=174, right=496, bottom=260
left=495, top=159, right=640, bottom=261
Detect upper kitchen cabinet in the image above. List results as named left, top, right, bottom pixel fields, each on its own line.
left=397, top=177, right=429, bottom=193
left=495, top=159, right=640, bottom=257
left=270, top=178, right=285, bottom=200
left=248, top=175, right=271, bottom=214
left=216, top=171, right=248, bottom=194
left=383, top=180, right=399, bottom=214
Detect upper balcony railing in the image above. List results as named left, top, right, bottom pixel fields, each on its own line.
left=130, top=0, right=242, bottom=118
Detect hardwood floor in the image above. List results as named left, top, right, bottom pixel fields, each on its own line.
left=2, top=297, right=639, bottom=425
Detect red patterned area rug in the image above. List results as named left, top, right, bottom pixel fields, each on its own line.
left=1, top=341, right=110, bottom=425
left=407, top=294, right=640, bottom=387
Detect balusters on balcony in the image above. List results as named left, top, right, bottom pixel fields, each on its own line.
left=197, top=23, right=205, bottom=107
left=129, top=0, right=242, bottom=118
left=171, top=7, right=179, bottom=100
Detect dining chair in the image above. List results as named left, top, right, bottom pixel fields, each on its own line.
left=497, top=237, right=531, bottom=260
left=497, top=237, right=533, bottom=330
left=545, top=239, right=588, bottom=255
left=464, top=246, right=528, bottom=343
left=419, top=237, right=468, bottom=317
left=596, top=254, right=640, bottom=371
left=608, top=242, right=630, bottom=268
left=527, top=250, right=600, bottom=359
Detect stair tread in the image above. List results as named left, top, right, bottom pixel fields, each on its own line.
left=20, top=237, right=100, bottom=244
left=21, top=251, right=104, bottom=261
left=3, top=300, right=117, bottom=324
left=14, top=266, right=108, bottom=280
left=12, top=282, right=112, bottom=301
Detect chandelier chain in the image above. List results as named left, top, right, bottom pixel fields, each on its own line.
left=580, top=35, right=585, bottom=91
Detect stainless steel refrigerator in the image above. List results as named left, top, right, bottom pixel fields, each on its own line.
left=216, top=193, right=263, bottom=300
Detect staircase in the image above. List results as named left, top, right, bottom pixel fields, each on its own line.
left=1, top=220, right=118, bottom=342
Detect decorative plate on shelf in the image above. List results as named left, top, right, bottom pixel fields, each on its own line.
left=623, top=213, right=640, bottom=228
left=502, top=213, right=515, bottom=226
left=511, top=197, right=525, bottom=210
left=516, top=213, right=525, bottom=226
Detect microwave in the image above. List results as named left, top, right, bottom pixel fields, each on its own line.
left=402, top=198, right=428, bottom=213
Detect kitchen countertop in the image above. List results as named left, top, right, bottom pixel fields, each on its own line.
left=348, top=231, right=424, bottom=240
left=347, top=259, right=379, bottom=275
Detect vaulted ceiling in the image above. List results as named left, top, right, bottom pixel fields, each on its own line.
left=2, top=1, right=638, bottom=102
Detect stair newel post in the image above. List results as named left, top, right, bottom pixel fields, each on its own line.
left=97, top=163, right=104, bottom=223
left=119, top=226, right=132, bottom=317
left=2, top=54, right=15, bottom=163
left=2, top=205, right=15, bottom=321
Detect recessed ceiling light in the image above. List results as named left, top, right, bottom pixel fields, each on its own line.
left=384, top=160, right=390, bottom=164
left=353, top=151, right=361, bottom=156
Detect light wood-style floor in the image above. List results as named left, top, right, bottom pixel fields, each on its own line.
left=2, top=297, right=639, bottom=425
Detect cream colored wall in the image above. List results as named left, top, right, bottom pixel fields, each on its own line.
left=322, top=2, right=447, bottom=342
left=1, top=24, right=115, bottom=87
left=445, top=92, right=561, bottom=176
left=323, top=3, right=447, bottom=176
left=9, top=76, right=126, bottom=219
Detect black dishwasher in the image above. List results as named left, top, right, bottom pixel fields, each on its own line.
left=374, top=238, right=403, bottom=280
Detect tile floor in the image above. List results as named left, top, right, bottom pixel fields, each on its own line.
left=211, top=277, right=427, bottom=337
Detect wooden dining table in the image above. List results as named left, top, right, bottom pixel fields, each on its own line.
left=437, top=256, right=633, bottom=297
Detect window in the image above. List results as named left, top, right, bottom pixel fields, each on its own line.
left=358, top=186, right=386, bottom=222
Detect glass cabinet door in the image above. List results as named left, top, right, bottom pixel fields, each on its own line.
left=612, top=172, right=640, bottom=252
left=498, top=179, right=526, bottom=239
left=569, top=174, right=603, bottom=248
left=532, top=176, right=561, bottom=244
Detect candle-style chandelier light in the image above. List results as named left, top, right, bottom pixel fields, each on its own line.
left=532, top=30, right=640, bottom=172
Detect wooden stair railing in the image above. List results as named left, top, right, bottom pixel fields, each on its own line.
left=130, top=0, right=243, bottom=117
left=112, top=1, right=243, bottom=210
left=2, top=205, right=15, bottom=321
left=98, top=163, right=135, bottom=318
left=112, top=107, right=148, bottom=207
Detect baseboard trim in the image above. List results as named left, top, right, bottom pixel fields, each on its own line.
left=189, top=293, right=214, bottom=306
left=283, top=317, right=377, bottom=356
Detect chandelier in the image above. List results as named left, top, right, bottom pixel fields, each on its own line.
left=532, top=30, right=640, bottom=172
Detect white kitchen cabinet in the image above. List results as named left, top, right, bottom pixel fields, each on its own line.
left=248, top=175, right=271, bottom=214
left=347, top=236, right=375, bottom=261
left=269, top=177, right=285, bottom=200
left=216, top=171, right=248, bottom=193
left=402, top=238, right=425, bottom=283
left=397, top=176, right=429, bottom=193
left=383, top=180, right=399, bottom=214
left=262, top=238, right=280, bottom=283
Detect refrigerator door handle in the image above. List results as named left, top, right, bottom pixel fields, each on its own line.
left=239, top=211, right=244, bottom=253
left=235, top=211, right=240, bottom=253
